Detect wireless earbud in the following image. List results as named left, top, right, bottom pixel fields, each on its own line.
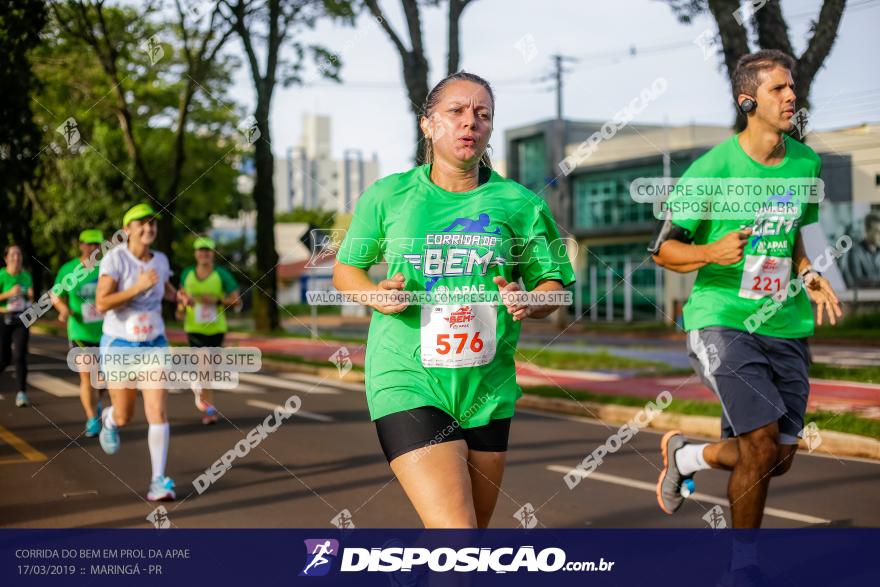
left=738, top=97, right=757, bottom=114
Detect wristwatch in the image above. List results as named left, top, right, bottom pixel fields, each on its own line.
left=798, top=267, right=821, bottom=285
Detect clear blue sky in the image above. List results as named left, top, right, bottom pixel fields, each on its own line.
left=227, top=0, right=880, bottom=176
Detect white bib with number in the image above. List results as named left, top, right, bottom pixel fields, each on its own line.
left=6, top=296, right=25, bottom=312
left=194, top=303, right=218, bottom=324
left=124, top=311, right=162, bottom=342
left=739, top=255, right=791, bottom=300
left=80, top=302, right=103, bottom=323
left=420, top=304, right=497, bottom=368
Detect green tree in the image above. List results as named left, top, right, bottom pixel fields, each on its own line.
left=0, top=0, right=48, bottom=286
left=276, top=207, right=336, bottom=229
left=665, top=0, right=847, bottom=131
left=363, top=0, right=479, bottom=164
left=30, top=1, right=245, bottom=282
left=48, top=0, right=238, bottom=255
left=220, top=0, right=355, bottom=331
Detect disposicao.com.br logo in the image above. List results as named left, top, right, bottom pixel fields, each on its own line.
left=300, top=539, right=339, bottom=577
left=299, top=540, right=614, bottom=575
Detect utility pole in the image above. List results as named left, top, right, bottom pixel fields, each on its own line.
left=546, top=54, right=576, bottom=221
left=548, top=53, right=576, bottom=326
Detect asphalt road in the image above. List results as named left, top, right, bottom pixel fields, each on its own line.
left=1, top=335, right=878, bottom=529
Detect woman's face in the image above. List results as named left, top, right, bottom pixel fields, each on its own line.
left=195, top=248, right=214, bottom=265
left=4, top=246, right=23, bottom=272
left=126, top=218, right=157, bottom=246
left=421, top=80, right=493, bottom=168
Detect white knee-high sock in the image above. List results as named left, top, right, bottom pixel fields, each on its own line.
left=102, top=406, right=118, bottom=430
left=148, top=423, right=169, bottom=480
left=675, top=443, right=710, bottom=476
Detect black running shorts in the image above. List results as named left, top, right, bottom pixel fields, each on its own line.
left=374, top=406, right=511, bottom=463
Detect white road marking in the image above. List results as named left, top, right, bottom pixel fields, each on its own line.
left=28, top=373, right=80, bottom=397
left=239, top=372, right=340, bottom=394
left=279, top=372, right=364, bottom=392
left=167, top=383, right=264, bottom=395
left=246, top=399, right=333, bottom=422
left=519, top=408, right=880, bottom=465
left=28, top=363, right=75, bottom=371
left=29, top=347, right=69, bottom=361
left=546, top=465, right=831, bottom=525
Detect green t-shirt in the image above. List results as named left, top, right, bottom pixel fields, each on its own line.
left=667, top=134, right=821, bottom=338
left=54, top=258, right=103, bottom=343
left=336, top=164, right=576, bottom=426
left=0, top=268, right=32, bottom=313
left=179, top=265, right=239, bottom=335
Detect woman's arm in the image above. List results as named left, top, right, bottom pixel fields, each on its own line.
left=165, top=280, right=191, bottom=306
left=332, top=261, right=408, bottom=315
left=494, top=276, right=564, bottom=321
left=223, top=289, right=241, bottom=307
left=0, top=286, right=21, bottom=302
left=525, top=279, right=564, bottom=319
left=96, top=271, right=155, bottom=313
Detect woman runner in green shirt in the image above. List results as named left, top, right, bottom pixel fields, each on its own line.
left=0, top=244, right=35, bottom=408
left=176, top=237, right=241, bottom=425
left=334, top=72, right=575, bottom=528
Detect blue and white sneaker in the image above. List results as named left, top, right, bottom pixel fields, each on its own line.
left=201, top=403, right=218, bottom=426
left=656, top=430, right=694, bottom=514
left=15, top=391, right=30, bottom=407
left=147, top=476, right=176, bottom=502
left=85, top=417, right=102, bottom=437
left=98, top=409, right=120, bottom=455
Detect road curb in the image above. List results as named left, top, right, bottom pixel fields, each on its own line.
left=516, top=393, right=880, bottom=461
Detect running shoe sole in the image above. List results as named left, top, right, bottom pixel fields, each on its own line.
left=656, top=429, right=688, bottom=515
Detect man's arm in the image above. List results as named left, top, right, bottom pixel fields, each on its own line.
left=651, top=221, right=751, bottom=273
left=51, top=291, right=71, bottom=322
left=793, top=233, right=843, bottom=326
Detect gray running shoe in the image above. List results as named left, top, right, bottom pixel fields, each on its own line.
left=656, top=430, right=693, bottom=514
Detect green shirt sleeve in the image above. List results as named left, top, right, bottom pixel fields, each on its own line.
left=336, top=185, right=385, bottom=269
left=518, top=200, right=576, bottom=291
left=216, top=266, right=239, bottom=293
left=178, top=266, right=193, bottom=291
left=801, top=158, right=821, bottom=227
left=53, top=260, right=73, bottom=296
left=666, top=168, right=705, bottom=235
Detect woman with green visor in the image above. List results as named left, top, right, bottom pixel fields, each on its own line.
left=333, top=71, right=575, bottom=528
left=176, top=237, right=241, bottom=425
left=96, top=203, right=191, bottom=501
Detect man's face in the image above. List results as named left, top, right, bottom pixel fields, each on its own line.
left=866, top=220, right=880, bottom=247
left=751, top=66, right=797, bottom=132
left=79, top=242, right=99, bottom=258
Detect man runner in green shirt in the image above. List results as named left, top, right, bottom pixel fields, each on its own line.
left=176, top=237, right=240, bottom=425
left=52, top=229, right=108, bottom=436
left=651, top=51, right=842, bottom=559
